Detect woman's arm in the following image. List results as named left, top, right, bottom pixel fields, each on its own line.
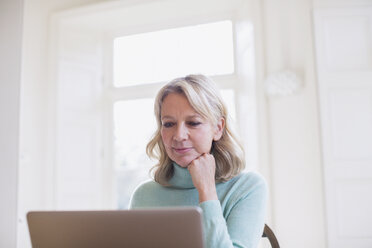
left=188, top=154, right=267, bottom=248
left=200, top=178, right=267, bottom=248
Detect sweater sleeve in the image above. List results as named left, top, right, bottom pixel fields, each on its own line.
left=199, top=176, right=267, bottom=248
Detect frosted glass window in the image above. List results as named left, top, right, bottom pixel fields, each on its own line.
left=113, top=20, right=234, bottom=87
left=220, top=89, right=236, bottom=122
left=113, top=98, right=156, bottom=209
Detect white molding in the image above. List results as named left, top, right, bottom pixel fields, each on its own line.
left=248, top=0, right=274, bottom=227
left=45, top=12, right=60, bottom=210
left=312, top=0, right=372, bottom=9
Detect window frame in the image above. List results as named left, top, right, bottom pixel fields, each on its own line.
left=103, top=17, right=252, bottom=208
left=48, top=0, right=260, bottom=210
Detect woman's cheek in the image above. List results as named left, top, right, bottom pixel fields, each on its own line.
left=161, top=129, right=172, bottom=148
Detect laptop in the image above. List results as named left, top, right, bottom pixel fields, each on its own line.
left=27, top=207, right=204, bottom=248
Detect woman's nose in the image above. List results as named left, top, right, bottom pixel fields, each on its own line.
left=173, top=123, right=188, bottom=141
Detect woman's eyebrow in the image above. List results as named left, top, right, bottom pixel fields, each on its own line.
left=161, top=115, right=175, bottom=121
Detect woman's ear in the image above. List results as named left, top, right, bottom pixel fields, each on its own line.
left=213, top=117, right=225, bottom=141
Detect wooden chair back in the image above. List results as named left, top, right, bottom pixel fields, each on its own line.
left=262, top=224, right=280, bottom=248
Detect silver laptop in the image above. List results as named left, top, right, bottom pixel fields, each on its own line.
left=27, top=207, right=204, bottom=248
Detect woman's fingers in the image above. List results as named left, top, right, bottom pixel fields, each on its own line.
left=188, top=154, right=218, bottom=202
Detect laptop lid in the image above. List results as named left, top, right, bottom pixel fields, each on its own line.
left=27, top=207, right=204, bottom=248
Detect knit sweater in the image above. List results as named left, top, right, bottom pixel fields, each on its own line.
left=129, top=163, right=267, bottom=248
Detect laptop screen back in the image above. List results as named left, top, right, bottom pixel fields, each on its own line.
left=27, top=207, right=204, bottom=248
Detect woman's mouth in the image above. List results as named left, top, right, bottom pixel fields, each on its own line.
left=173, top=147, right=192, bottom=154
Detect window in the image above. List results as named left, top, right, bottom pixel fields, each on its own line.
left=112, top=20, right=237, bottom=208
left=49, top=0, right=257, bottom=213
left=113, top=98, right=155, bottom=209
left=113, top=20, right=234, bottom=87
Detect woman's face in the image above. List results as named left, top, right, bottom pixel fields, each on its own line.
left=160, top=93, right=224, bottom=167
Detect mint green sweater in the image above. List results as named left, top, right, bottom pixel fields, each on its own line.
left=129, top=163, right=267, bottom=248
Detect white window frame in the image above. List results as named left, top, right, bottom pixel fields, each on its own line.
left=48, top=0, right=262, bottom=210
left=103, top=17, right=256, bottom=208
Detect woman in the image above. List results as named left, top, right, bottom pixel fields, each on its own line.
left=130, top=74, right=267, bottom=248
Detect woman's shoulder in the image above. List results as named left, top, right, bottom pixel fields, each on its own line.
left=228, top=171, right=268, bottom=196
left=238, top=170, right=266, bottom=185
left=132, top=179, right=161, bottom=195
left=129, top=179, right=161, bottom=208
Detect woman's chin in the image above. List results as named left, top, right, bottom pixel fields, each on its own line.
left=171, top=152, right=201, bottom=168
left=173, top=157, right=195, bottom=168
left=175, top=160, right=191, bottom=168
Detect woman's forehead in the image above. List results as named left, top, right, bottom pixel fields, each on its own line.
left=161, top=93, right=192, bottom=110
left=161, top=113, right=202, bottom=120
left=160, top=91, right=214, bottom=120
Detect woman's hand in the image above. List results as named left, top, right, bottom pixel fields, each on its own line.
left=188, top=153, right=218, bottom=203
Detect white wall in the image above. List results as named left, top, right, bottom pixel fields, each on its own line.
left=0, top=0, right=23, bottom=247
left=17, top=0, right=113, bottom=247
left=262, top=0, right=326, bottom=247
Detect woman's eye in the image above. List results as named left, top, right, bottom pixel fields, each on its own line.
left=188, top=122, right=201, bottom=127
left=162, top=122, right=174, bottom=128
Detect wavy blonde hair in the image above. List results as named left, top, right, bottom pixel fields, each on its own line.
left=147, top=74, right=245, bottom=185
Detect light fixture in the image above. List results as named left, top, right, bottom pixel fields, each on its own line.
left=264, top=70, right=302, bottom=96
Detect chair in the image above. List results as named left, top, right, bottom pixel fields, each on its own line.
left=262, top=224, right=280, bottom=248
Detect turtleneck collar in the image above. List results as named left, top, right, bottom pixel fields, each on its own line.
left=167, top=162, right=195, bottom=189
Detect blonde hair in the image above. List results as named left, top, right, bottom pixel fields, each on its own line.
left=146, top=74, right=245, bottom=185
